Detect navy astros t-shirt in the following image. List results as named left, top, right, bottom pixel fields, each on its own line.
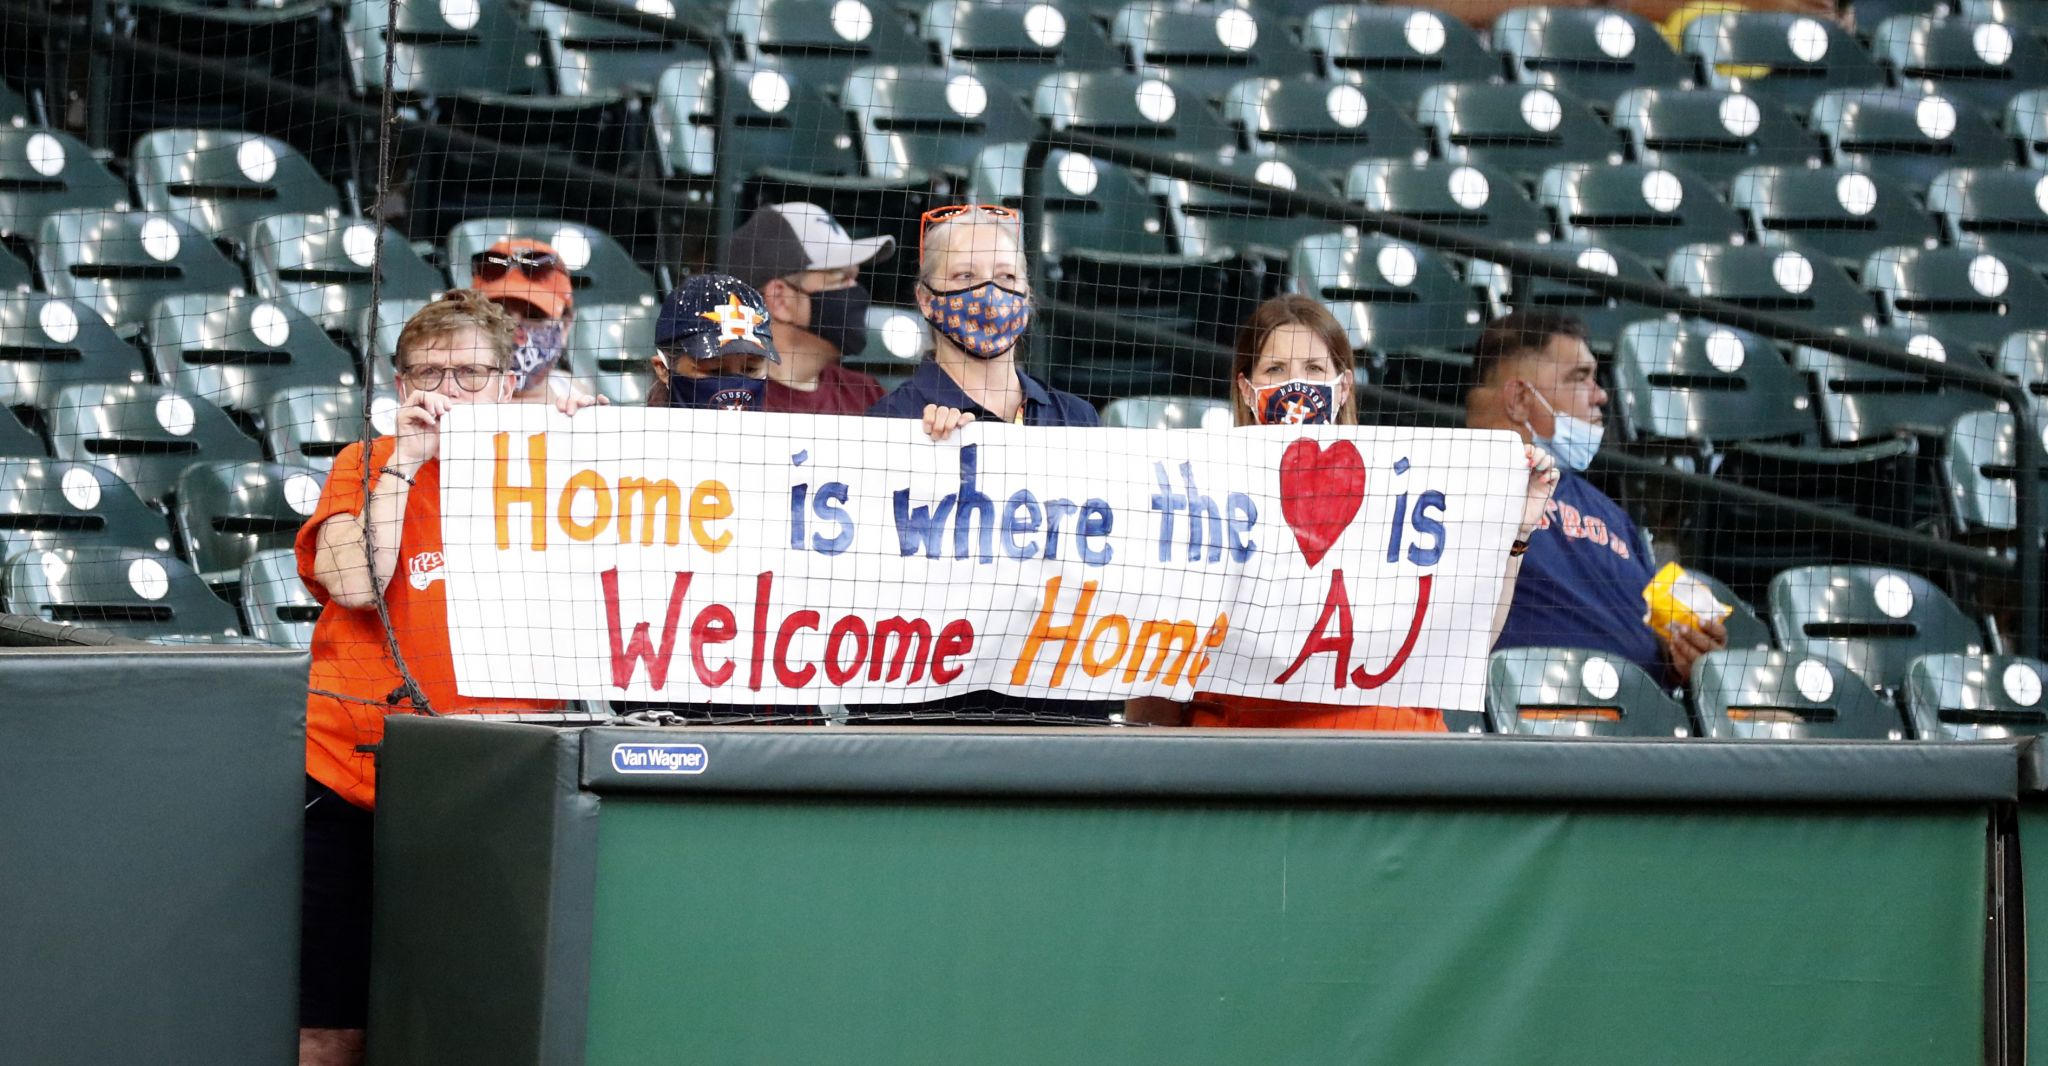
left=1493, top=469, right=1664, bottom=682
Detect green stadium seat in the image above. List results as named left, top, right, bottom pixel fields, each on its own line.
left=1485, top=646, right=1693, bottom=737
left=446, top=219, right=657, bottom=307
left=1866, top=245, right=2048, bottom=355
left=145, top=295, right=358, bottom=424
left=1961, top=0, right=2048, bottom=40
left=0, top=246, right=29, bottom=293
left=240, top=547, right=317, bottom=648
left=1417, top=82, right=1620, bottom=184
left=1303, top=6, right=1498, bottom=111
left=173, top=459, right=325, bottom=583
left=0, top=295, right=148, bottom=413
left=1222, top=76, right=1429, bottom=184
left=2007, top=89, right=2048, bottom=169
left=0, top=127, right=128, bottom=245
left=1904, top=651, right=2048, bottom=739
left=1683, top=13, right=1888, bottom=116
left=1809, top=88, right=2011, bottom=193
left=1033, top=70, right=1238, bottom=157
left=1109, top=2, right=1314, bottom=105
left=1100, top=395, right=1233, bottom=429
left=921, top=0, right=1125, bottom=106
left=1467, top=240, right=1664, bottom=352
left=1538, top=162, right=1745, bottom=263
left=845, top=303, right=926, bottom=392
left=562, top=302, right=659, bottom=406
left=528, top=0, right=712, bottom=98
left=109, top=2, right=340, bottom=150
left=726, top=0, right=927, bottom=98
left=1289, top=231, right=1483, bottom=401
left=1996, top=328, right=2048, bottom=412
left=247, top=215, right=446, bottom=338
left=128, top=130, right=341, bottom=244
left=1492, top=7, right=1692, bottom=112
left=36, top=210, right=246, bottom=334
left=843, top=65, right=1037, bottom=183
left=1944, top=408, right=2048, bottom=534
left=0, top=457, right=173, bottom=560
left=263, top=384, right=394, bottom=472
left=1164, top=153, right=1341, bottom=263
left=1346, top=159, right=1551, bottom=242
left=44, top=382, right=262, bottom=506
left=1729, top=165, right=1940, bottom=275
left=1769, top=564, right=1983, bottom=690
left=1791, top=326, right=2000, bottom=445
left=1613, top=318, right=1825, bottom=451
left=1664, top=243, right=1872, bottom=332
left=1688, top=568, right=1776, bottom=651
left=1691, top=648, right=1911, bottom=739
left=1871, top=15, right=2048, bottom=114
left=345, top=0, right=550, bottom=98
left=0, top=545, right=241, bottom=640
left=1926, top=167, right=2048, bottom=276
left=1611, top=88, right=1818, bottom=191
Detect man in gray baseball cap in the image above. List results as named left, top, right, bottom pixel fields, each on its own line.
left=721, top=202, right=895, bottom=415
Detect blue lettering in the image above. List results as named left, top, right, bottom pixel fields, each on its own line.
left=952, top=445, right=995, bottom=563
left=1179, top=462, right=1221, bottom=563
left=1226, top=492, right=1257, bottom=562
left=1386, top=493, right=1408, bottom=563
left=810, top=482, right=853, bottom=556
left=1043, top=498, right=1079, bottom=560
left=1406, top=490, right=1446, bottom=567
left=1002, top=490, right=1044, bottom=559
left=789, top=483, right=808, bottom=550
left=892, top=490, right=956, bottom=558
left=1150, top=462, right=1185, bottom=563
left=1079, top=499, right=1114, bottom=566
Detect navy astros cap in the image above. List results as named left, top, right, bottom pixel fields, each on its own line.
left=655, top=273, right=779, bottom=363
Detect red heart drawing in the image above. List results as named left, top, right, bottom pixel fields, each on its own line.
left=1279, top=438, right=1367, bottom=568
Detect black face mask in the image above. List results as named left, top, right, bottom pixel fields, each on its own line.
left=804, top=283, right=870, bottom=357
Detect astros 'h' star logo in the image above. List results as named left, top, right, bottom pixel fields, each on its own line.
left=699, top=293, right=765, bottom=344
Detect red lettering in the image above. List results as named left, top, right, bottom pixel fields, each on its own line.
left=1612, top=536, right=1632, bottom=560
left=1273, top=569, right=1354, bottom=687
left=870, top=617, right=933, bottom=683
left=772, top=610, right=820, bottom=688
left=601, top=568, right=692, bottom=690
left=825, top=616, right=870, bottom=686
left=1584, top=516, right=1608, bottom=546
left=1352, top=574, right=1432, bottom=689
left=1558, top=502, right=1584, bottom=538
left=748, top=571, right=772, bottom=690
left=690, top=603, right=737, bottom=687
left=932, top=619, right=974, bottom=683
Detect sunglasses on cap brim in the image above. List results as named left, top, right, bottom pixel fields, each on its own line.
left=917, top=204, right=1018, bottom=259
left=472, top=249, right=561, bottom=282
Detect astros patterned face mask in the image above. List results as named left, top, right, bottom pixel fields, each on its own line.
left=1247, top=378, right=1337, bottom=425
left=920, top=280, right=1032, bottom=360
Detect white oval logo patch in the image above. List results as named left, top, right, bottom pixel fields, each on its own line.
left=1215, top=7, right=1258, bottom=51
left=1907, top=333, right=1947, bottom=362
left=1975, top=22, right=2015, bottom=66
left=748, top=69, right=792, bottom=114
left=1772, top=251, right=1814, bottom=294
left=1788, top=18, right=1830, bottom=63
left=1520, top=89, right=1563, bottom=133
left=1642, top=169, right=1684, bottom=213
left=236, top=139, right=278, bottom=184
left=1872, top=573, right=1916, bottom=619
left=369, top=394, right=400, bottom=437
left=1595, top=14, right=1636, bottom=58
left=1719, top=94, right=1761, bottom=138
left=1794, top=657, right=1836, bottom=703
left=1581, top=656, right=1621, bottom=700
left=1836, top=172, right=1878, bottom=216
left=2004, top=662, right=2043, bottom=707
left=1376, top=244, right=1418, bottom=287
left=284, top=472, right=322, bottom=516
left=1576, top=247, right=1619, bottom=276
left=1023, top=4, right=1067, bottom=48
left=1135, top=79, right=1177, bottom=124
left=25, top=131, right=64, bottom=177
left=128, top=557, right=170, bottom=601
left=1971, top=253, right=2011, bottom=298
left=830, top=0, right=874, bottom=42
left=342, top=223, right=378, bottom=268
left=945, top=74, right=988, bottom=118
left=60, top=466, right=101, bottom=511
left=551, top=227, right=593, bottom=272
left=38, top=299, right=80, bottom=344
left=1404, top=11, right=1447, bottom=55
left=1916, top=95, right=1958, bottom=140
left=1254, top=159, right=1296, bottom=191
left=1056, top=152, right=1099, bottom=196
left=1705, top=328, right=1746, bottom=372
left=155, top=393, right=196, bottom=437
left=1448, top=165, right=1491, bottom=209
left=439, top=0, right=481, bottom=31
left=251, top=302, right=290, bottom=347
left=139, top=217, right=181, bottom=262
left=1326, top=84, right=1369, bottom=129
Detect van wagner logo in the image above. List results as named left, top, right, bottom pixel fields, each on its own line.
left=610, top=742, right=710, bottom=775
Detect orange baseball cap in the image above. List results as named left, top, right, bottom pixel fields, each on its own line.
left=470, top=237, right=574, bottom=319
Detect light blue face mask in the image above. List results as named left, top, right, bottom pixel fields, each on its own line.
left=1522, top=384, right=1603, bottom=472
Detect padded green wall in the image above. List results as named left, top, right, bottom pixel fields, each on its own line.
left=584, top=798, right=1986, bottom=1066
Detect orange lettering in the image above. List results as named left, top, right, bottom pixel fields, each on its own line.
left=493, top=432, right=548, bottom=551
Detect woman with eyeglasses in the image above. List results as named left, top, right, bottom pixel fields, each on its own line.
left=294, top=289, right=604, bottom=1066
left=866, top=204, right=1097, bottom=433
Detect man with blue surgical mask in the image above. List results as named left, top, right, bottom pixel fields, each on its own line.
left=1465, top=311, right=1727, bottom=684
left=650, top=274, right=777, bottom=411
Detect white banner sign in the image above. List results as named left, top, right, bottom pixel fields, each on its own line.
left=439, top=406, right=1526, bottom=710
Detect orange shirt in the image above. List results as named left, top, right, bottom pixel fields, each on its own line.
left=1189, top=693, right=1446, bottom=732
left=296, top=438, right=559, bottom=808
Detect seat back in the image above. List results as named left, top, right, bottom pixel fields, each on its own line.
left=0, top=457, right=171, bottom=560
left=1925, top=167, right=2048, bottom=274
left=44, top=382, right=262, bottom=505
left=1101, top=395, right=1232, bottom=429
left=1486, top=646, right=1692, bottom=737
left=1866, top=244, right=2048, bottom=354
left=240, top=546, right=318, bottom=648
left=1872, top=15, right=2048, bottom=114
left=36, top=210, right=245, bottom=332
left=1612, top=88, right=1818, bottom=190
left=0, top=545, right=240, bottom=639
left=0, top=127, right=128, bottom=241
left=1109, top=2, right=1313, bottom=104
left=1223, top=76, right=1428, bottom=181
left=1418, top=82, right=1618, bottom=183
left=971, top=143, right=1175, bottom=260
left=653, top=59, right=864, bottom=182
left=1614, top=318, right=1818, bottom=447
left=173, top=459, right=325, bottom=582
left=561, top=302, right=658, bottom=405
left=1729, top=165, right=1939, bottom=273
left=1904, top=652, right=2048, bottom=739
left=1945, top=408, right=2048, bottom=532
left=263, top=385, right=394, bottom=472
left=446, top=218, right=656, bottom=307
left=248, top=214, right=446, bottom=337
left=529, top=0, right=711, bottom=98
left=1996, top=328, right=2048, bottom=413
left=1165, top=154, right=1340, bottom=261
left=921, top=0, right=1124, bottom=105
left=2008, top=89, right=2048, bottom=169
left=1792, top=326, right=2000, bottom=445
left=1033, top=70, right=1238, bottom=157
left=1289, top=232, right=1482, bottom=356
left=130, top=130, right=339, bottom=242
left=1467, top=240, right=1663, bottom=351
left=1538, top=162, right=1746, bottom=263
left=1493, top=6, right=1692, bottom=110
left=1692, top=648, right=1911, bottom=739
left=1347, top=159, right=1550, bottom=242
left=146, top=294, right=358, bottom=418
left=1303, top=5, right=1498, bottom=109
left=1665, top=243, right=1872, bottom=331
left=0, top=294, right=147, bottom=411
left=1809, top=88, right=2011, bottom=192
left=1683, top=13, right=1886, bottom=115
left=843, top=65, right=1037, bottom=182
left=1768, top=565, right=1983, bottom=689
left=727, top=0, right=927, bottom=92
left=346, top=0, right=550, bottom=96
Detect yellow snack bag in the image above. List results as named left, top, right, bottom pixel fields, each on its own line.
left=1643, top=562, right=1733, bottom=642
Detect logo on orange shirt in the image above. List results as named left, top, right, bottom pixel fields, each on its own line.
left=407, top=551, right=446, bottom=591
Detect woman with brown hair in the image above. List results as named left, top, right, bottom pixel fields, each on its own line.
left=1129, top=295, right=1559, bottom=730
